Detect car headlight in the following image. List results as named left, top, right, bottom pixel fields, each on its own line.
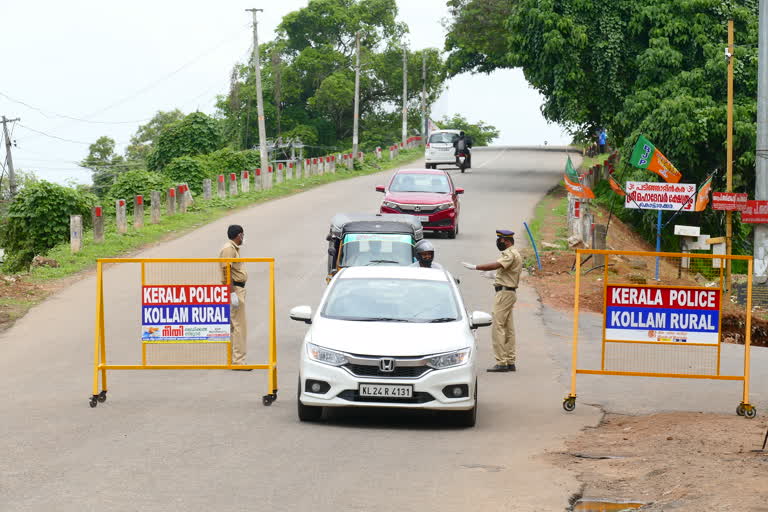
left=307, top=343, right=348, bottom=366
left=434, top=202, right=453, bottom=212
left=382, top=201, right=398, bottom=209
left=426, top=348, right=471, bottom=369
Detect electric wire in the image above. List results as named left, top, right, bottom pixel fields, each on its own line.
left=0, top=91, right=151, bottom=124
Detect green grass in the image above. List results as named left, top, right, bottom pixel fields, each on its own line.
left=0, top=297, right=39, bottom=307
left=28, top=149, right=424, bottom=282
left=526, top=185, right=570, bottom=257
left=579, top=153, right=611, bottom=170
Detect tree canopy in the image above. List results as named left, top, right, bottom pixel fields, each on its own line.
left=437, top=114, right=499, bottom=146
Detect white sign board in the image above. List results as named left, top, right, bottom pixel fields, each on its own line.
left=625, top=182, right=696, bottom=211
left=674, top=225, right=701, bottom=237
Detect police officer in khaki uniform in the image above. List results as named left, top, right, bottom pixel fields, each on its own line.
left=462, top=230, right=522, bottom=372
left=219, top=225, right=249, bottom=369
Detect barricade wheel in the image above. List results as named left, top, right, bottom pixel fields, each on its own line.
left=97, top=391, right=107, bottom=403
left=89, top=397, right=98, bottom=408
left=262, top=395, right=273, bottom=406
left=744, top=407, right=757, bottom=419
left=563, top=398, right=576, bottom=412
left=737, top=404, right=746, bottom=416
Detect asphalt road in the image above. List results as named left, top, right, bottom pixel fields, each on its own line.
left=0, top=148, right=601, bottom=512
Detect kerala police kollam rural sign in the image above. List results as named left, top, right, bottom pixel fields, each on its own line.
left=624, top=181, right=696, bottom=211
left=141, top=284, right=230, bottom=342
left=605, top=285, right=720, bottom=344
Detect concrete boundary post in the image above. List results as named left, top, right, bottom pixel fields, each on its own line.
left=229, top=173, right=238, bottom=196
left=70, top=215, right=82, bottom=253
left=176, top=185, right=184, bottom=213
left=150, top=191, right=160, bottom=224
left=241, top=171, right=250, bottom=193
left=134, top=195, right=144, bottom=229
left=277, top=163, right=284, bottom=184
left=267, top=166, right=273, bottom=188
left=93, top=206, right=104, bottom=243
left=203, top=179, right=212, bottom=200
left=116, top=199, right=127, bottom=234
left=254, top=169, right=262, bottom=191
left=167, top=188, right=176, bottom=215
left=217, top=175, right=226, bottom=198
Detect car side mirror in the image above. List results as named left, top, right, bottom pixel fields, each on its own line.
left=289, top=306, right=313, bottom=324
left=375, top=185, right=385, bottom=193
left=470, top=311, right=492, bottom=329
left=455, top=188, right=464, bottom=195
left=328, top=247, right=337, bottom=256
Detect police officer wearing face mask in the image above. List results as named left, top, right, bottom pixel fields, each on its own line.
left=462, top=230, right=522, bottom=372
left=410, top=239, right=443, bottom=269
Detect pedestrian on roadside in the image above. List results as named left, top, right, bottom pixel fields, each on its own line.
left=462, top=230, right=522, bottom=372
left=219, top=224, right=250, bottom=370
left=598, top=128, right=607, bottom=154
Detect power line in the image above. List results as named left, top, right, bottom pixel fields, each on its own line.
left=0, top=91, right=151, bottom=124
left=15, top=123, right=93, bottom=145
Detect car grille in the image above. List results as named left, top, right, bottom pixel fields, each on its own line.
left=396, top=204, right=437, bottom=213
left=343, top=363, right=431, bottom=379
left=337, top=390, right=435, bottom=404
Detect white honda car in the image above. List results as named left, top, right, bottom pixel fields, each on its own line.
left=290, top=266, right=491, bottom=427
left=424, top=129, right=460, bottom=169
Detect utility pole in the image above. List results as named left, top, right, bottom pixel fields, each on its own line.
left=247, top=8, right=270, bottom=189
left=726, top=19, right=734, bottom=293
left=421, top=52, right=427, bottom=140
left=352, top=31, right=361, bottom=162
left=756, top=0, right=768, bottom=282
left=402, top=43, right=408, bottom=145
left=2, top=116, right=20, bottom=198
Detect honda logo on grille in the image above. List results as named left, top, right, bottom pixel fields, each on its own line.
left=379, top=358, right=396, bottom=372
left=413, top=206, right=421, bottom=212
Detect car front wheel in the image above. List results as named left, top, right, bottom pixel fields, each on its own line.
left=297, top=378, right=322, bottom=422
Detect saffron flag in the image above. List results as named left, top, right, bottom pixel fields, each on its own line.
left=629, top=135, right=683, bottom=183
left=609, top=176, right=626, bottom=197
left=563, top=157, right=595, bottom=199
left=694, top=175, right=713, bottom=212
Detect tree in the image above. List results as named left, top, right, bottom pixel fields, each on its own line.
left=161, top=157, right=209, bottom=195
left=107, top=170, right=171, bottom=213
left=80, top=136, right=134, bottom=197
left=146, top=112, right=224, bottom=171
left=126, top=109, right=185, bottom=161
left=437, top=114, right=499, bottom=146
left=0, top=181, right=96, bottom=271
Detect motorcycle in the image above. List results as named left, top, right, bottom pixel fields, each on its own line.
left=456, top=150, right=469, bottom=173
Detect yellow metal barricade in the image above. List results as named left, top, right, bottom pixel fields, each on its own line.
left=90, top=258, right=277, bottom=408
left=563, top=249, right=756, bottom=418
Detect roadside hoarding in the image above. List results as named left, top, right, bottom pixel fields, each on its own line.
left=741, top=200, right=768, bottom=223
left=141, top=284, right=230, bottom=342
left=624, top=181, right=696, bottom=211
left=605, top=285, right=720, bottom=345
left=712, top=192, right=748, bottom=211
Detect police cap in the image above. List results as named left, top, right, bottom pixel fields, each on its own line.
left=496, top=229, right=515, bottom=238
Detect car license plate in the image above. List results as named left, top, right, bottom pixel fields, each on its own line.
left=418, top=215, right=430, bottom=222
left=359, top=384, right=413, bottom=398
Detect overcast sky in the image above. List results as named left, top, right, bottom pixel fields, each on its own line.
left=0, top=0, right=570, bottom=186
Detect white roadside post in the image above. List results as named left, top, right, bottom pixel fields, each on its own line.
left=70, top=215, right=82, bottom=253
left=241, top=171, right=250, bottom=193
left=116, top=199, right=127, bottom=233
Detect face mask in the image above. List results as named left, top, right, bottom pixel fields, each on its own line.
left=496, top=239, right=507, bottom=251
left=417, top=253, right=433, bottom=267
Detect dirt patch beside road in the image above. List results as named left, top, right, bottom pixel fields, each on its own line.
left=547, top=413, right=768, bottom=511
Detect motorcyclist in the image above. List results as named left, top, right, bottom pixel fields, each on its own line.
left=410, top=239, right=443, bottom=269
left=453, top=131, right=472, bottom=168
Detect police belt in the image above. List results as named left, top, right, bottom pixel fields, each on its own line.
left=494, top=285, right=517, bottom=292
left=232, top=281, right=247, bottom=288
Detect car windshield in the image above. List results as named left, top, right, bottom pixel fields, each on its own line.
left=322, top=278, right=459, bottom=322
left=340, top=234, right=414, bottom=267
left=389, top=173, right=451, bottom=194
left=429, top=132, right=458, bottom=144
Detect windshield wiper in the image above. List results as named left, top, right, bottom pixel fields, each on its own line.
left=426, top=317, right=457, bottom=323
left=366, top=259, right=400, bottom=265
left=354, top=317, right=409, bottom=322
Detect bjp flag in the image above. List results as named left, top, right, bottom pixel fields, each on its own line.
left=694, top=175, right=713, bottom=211
left=609, top=176, right=626, bottom=197
left=629, top=135, right=683, bottom=183
left=564, top=157, right=595, bottom=199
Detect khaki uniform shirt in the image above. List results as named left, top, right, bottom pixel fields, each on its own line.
left=219, top=240, right=248, bottom=285
left=494, top=246, right=522, bottom=288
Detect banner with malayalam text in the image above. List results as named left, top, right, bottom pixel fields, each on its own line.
left=624, top=181, right=696, bottom=211
left=605, top=285, right=721, bottom=344
left=629, top=135, right=683, bottom=183
left=141, top=284, right=231, bottom=342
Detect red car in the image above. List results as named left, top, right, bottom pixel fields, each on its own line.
left=376, top=169, right=464, bottom=238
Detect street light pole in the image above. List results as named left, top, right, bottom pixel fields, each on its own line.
left=247, top=8, right=270, bottom=189
left=421, top=52, right=426, bottom=141
left=726, top=19, right=734, bottom=293
left=402, top=43, right=408, bottom=146
left=352, top=31, right=361, bottom=162
left=755, top=0, right=768, bottom=282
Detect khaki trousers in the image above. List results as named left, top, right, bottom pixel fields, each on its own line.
left=231, top=287, right=247, bottom=365
left=491, top=290, right=517, bottom=365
